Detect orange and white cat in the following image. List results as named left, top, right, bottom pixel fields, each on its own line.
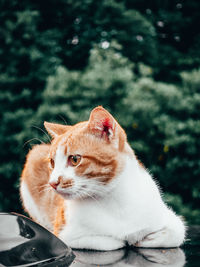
left=20, top=106, right=185, bottom=250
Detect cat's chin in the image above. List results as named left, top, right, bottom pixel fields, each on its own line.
left=56, top=190, right=85, bottom=200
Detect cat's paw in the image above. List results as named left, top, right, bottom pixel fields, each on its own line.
left=135, top=228, right=168, bottom=248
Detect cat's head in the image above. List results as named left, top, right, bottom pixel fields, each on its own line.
left=44, top=106, right=131, bottom=200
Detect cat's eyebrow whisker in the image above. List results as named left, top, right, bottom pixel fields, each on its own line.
left=58, top=115, right=68, bottom=125
left=31, top=125, right=51, bottom=142
left=23, top=138, right=45, bottom=148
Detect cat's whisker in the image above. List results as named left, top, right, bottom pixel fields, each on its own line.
left=31, top=125, right=51, bottom=142
left=35, top=184, right=50, bottom=190
left=78, top=192, right=84, bottom=201
left=79, top=190, right=98, bottom=203
left=93, top=177, right=120, bottom=192
left=58, top=115, right=68, bottom=125
left=77, top=186, right=102, bottom=205
left=39, top=188, right=51, bottom=194
left=38, top=184, right=52, bottom=193
left=86, top=193, right=101, bottom=205
left=23, top=138, right=45, bottom=148
left=69, top=179, right=101, bottom=203
left=38, top=184, right=49, bottom=189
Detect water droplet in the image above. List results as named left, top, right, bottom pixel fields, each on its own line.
left=146, top=9, right=152, bottom=15
left=157, top=21, right=164, bottom=27
left=136, top=35, right=144, bottom=41
left=174, top=35, right=180, bottom=42
left=101, top=41, right=110, bottom=49
left=71, top=36, right=79, bottom=45
left=74, top=17, right=81, bottom=24
left=176, top=3, right=182, bottom=9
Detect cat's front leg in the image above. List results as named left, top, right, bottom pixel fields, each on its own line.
left=60, top=233, right=125, bottom=251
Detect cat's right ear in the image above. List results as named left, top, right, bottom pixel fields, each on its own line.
left=87, top=106, right=127, bottom=151
left=44, top=122, right=70, bottom=138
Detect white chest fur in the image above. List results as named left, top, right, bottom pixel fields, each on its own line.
left=59, top=156, right=185, bottom=250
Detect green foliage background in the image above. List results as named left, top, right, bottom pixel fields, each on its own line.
left=0, top=0, right=199, bottom=224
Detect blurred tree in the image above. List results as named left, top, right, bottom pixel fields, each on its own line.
left=0, top=1, right=61, bottom=211
left=0, top=0, right=199, bottom=224
left=33, top=42, right=134, bottom=125
left=122, top=0, right=200, bottom=81
left=29, top=0, right=157, bottom=69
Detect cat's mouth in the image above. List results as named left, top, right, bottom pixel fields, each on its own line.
left=56, top=189, right=73, bottom=198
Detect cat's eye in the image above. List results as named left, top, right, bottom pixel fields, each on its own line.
left=68, top=155, right=81, bottom=166
left=49, top=158, right=55, bottom=169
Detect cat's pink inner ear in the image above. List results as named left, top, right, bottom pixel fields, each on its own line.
left=100, top=117, right=114, bottom=138
left=44, top=121, right=70, bottom=138
left=88, top=106, right=116, bottom=140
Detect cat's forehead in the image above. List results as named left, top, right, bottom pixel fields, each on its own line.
left=49, top=122, right=104, bottom=156
left=62, top=132, right=104, bottom=155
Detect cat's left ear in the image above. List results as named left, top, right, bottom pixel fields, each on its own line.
left=44, top=122, right=71, bottom=138
left=88, top=106, right=126, bottom=151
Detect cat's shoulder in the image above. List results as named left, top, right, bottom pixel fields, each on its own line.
left=21, top=144, right=51, bottom=183
left=22, top=144, right=50, bottom=176
left=26, top=143, right=50, bottom=160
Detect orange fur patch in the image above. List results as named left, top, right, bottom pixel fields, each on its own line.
left=53, top=199, right=66, bottom=236
left=20, top=144, right=65, bottom=231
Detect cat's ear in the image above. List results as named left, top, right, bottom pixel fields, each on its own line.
left=44, top=122, right=70, bottom=138
left=88, top=106, right=126, bottom=150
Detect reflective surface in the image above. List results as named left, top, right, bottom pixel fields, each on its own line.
left=0, top=213, right=74, bottom=267
left=73, top=248, right=186, bottom=267
left=0, top=213, right=199, bottom=267
left=72, top=225, right=200, bottom=267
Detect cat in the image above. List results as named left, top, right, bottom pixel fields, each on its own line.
left=20, top=106, right=186, bottom=251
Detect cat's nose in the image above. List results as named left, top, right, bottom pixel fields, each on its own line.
left=49, top=181, right=59, bottom=190
left=49, top=176, right=62, bottom=189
